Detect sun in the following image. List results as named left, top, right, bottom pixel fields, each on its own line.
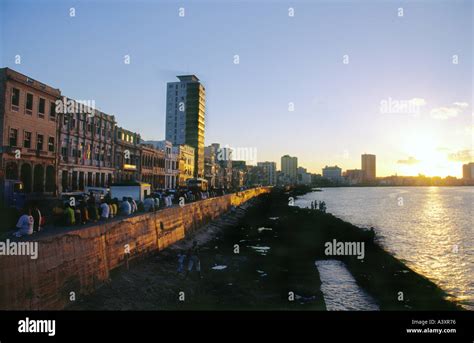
left=398, top=133, right=460, bottom=177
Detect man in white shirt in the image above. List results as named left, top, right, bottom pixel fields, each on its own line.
left=14, top=207, right=34, bottom=237
left=100, top=201, right=110, bottom=220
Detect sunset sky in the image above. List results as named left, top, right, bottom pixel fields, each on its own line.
left=1, top=0, right=472, bottom=177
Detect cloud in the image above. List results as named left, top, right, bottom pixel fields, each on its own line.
left=453, top=102, right=469, bottom=108
left=447, top=149, right=474, bottom=162
left=397, top=156, right=420, bottom=165
left=430, top=101, right=469, bottom=120
left=410, top=98, right=427, bottom=107
left=430, top=107, right=461, bottom=120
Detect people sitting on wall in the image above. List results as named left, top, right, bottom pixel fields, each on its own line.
left=120, top=197, right=132, bottom=216
left=100, top=200, right=110, bottom=221
left=87, top=198, right=99, bottom=222
left=13, top=207, right=34, bottom=237
left=153, top=196, right=160, bottom=211
left=64, top=203, right=76, bottom=226
left=112, top=199, right=119, bottom=217
left=129, top=198, right=137, bottom=213
left=79, top=201, right=89, bottom=224
left=31, top=203, right=42, bottom=233
left=74, top=204, right=82, bottom=225
left=144, top=196, right=155, bottom=212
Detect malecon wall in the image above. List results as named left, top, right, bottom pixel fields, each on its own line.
left=0, top=187, right=270, bottom=310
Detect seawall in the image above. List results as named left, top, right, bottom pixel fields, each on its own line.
left=0, top=187, right=270, bottom=310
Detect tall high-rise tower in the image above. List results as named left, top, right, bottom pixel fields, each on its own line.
left=166, top=75, right=205, bottom=177
left=361, top=154, right=376, bottom=181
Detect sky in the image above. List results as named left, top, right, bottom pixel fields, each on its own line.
left=1, top=0, right=472, bottom=177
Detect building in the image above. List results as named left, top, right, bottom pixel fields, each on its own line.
left=463, top=162, right=474, bottom=180
left=173, top=144, right=195, bottom=187
left=322, top=165, right=342, bottom=182
left=0, top=68, right=61, bottom=194
left=297, top=166, right=312, bottom=185
left=213, top=143, right=232, bottom=189
left=57, top=97, right=116, bottom=193
left=114, top=127, right=141, bottom=182
left=343, top=169, right=364, bottom=185
left=140, top=144, right=165, bottom=190
left=257, top=161, right=277, bottom=186
left=165, top=75, right=205, bottom=178
left=281, top=155, right=298, bottom=183
left=361, top=154, right=376, bottom=181
left=147, top=140, right=178, bottom=189
left=231, top=160, right=247, bottom=189
left=204, top=144, right=217, bottom=188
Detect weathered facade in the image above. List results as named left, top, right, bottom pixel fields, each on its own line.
left=173, top=144, right=195, bottom=187
left=57, top=97, right=116, bottom=192
left=114, top=127, right=141, bottom=182
left=140, top=144, right=165, bottom=190
left=0, top=68, right=60, bottom=194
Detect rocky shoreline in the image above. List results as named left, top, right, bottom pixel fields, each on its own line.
left=69, top=188, right=461, bottom=311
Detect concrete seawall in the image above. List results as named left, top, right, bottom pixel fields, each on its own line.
left=0, top=187, right=270, bottom=310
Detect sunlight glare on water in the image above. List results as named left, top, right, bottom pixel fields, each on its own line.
left=297, top=187, right=474, bottom=310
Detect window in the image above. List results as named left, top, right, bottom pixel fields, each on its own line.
left=48, top=137, right=55, bottom=152
left=38, top=98, right=45, bottom=117
left=24, top=131, right=32, bottom=148
left=61, top=146, right=68, bottom=158
left=50, top=101, right=56, bottom=119
left=37, top=134, right=44, bottom=151
left=11, top=88, right=20, bottom=110
left=9, top=128, right=18, bottom=147
left=26, top=93, right=33, bottom=114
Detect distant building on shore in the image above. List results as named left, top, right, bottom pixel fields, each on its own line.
left=343, top=169, right=364, bottom=185
left=361, top=154, right=376, bottom=181
left=322, top=165, right=342, bottom=182
left=462, top=162, right=474, bottom=180
left=257, top=161, right=277, bottom=186
left=297, top=167, right=312, bottom=185
left=281, top=155, right=298, bottom=183
left=165, top=75, right=205, bottom=178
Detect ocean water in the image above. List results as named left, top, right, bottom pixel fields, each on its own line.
left=315, top=260, right=379, bottom=311
left=295, top=187, right=474, bottom=310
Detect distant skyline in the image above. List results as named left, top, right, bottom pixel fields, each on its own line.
left=1, top=0, right=472, bottom=177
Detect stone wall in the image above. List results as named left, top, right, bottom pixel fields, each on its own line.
left=0, top=187, right=270, bottom=310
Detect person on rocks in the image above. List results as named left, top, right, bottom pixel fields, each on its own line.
left=185, top=240, right=201, bottom=279
left=177, top=251, right=186, bottom=274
